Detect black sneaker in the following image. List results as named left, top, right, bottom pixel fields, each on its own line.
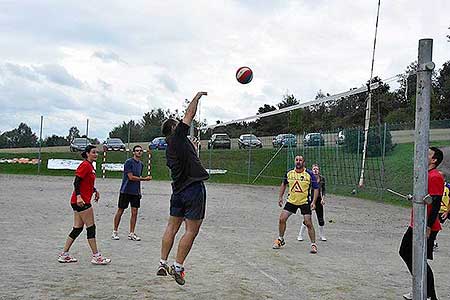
left=169, top=265, right=185, bottom=285
left=156, top=262, right=170, bottom=276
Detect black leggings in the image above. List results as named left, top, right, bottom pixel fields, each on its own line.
left=315, top=200, right=324, bottom=226
left=399, top=227, right=438, bottom=300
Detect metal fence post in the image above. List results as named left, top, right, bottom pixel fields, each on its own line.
left=413, top=38, right=434, bottom=300
left=37, top=116, right=43, bottom=175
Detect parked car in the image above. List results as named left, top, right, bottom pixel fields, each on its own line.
left=303, top=133, right=325, bottom=146
left=337, top=130, right=345, bottom=145
left=103, top=138, right=126, bottom=151
left=70, top=137, right=92, bottom=152
left=238, top=134, right=263, bottom=149
left=208, top=133, right=231, bottom=149
left=149, top=137, right=168, bottom=150
left=272, top=133, right=297, bottom=148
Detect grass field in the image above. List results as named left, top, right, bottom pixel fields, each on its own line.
left=1, top=141, right=449, bottom=206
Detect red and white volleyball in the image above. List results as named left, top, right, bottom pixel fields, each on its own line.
left=236, top=67, right=253, bottom=84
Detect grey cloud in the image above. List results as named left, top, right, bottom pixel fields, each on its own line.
left=92, top=51, right=127, bottom=64
left=4, top=63, right=40, bottom=82
left=158, top=74, right=178, bottom=93
left=32, top=64, right=84, bottom=89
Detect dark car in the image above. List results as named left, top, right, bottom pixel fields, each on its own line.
left=272, top=134, right=297, bottom=148
left=208, top=133, right=231, bottom=149
left=70, top=137, right=92, bottom=152
left=149, top=137, right=168, bottom=150
left=238, top=134, right=263, bottom=149
left=303, top=133, right=325, bottom=146
left=103, top=138, right=126, bottom=151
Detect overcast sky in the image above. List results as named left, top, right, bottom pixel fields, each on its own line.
left=0, top=0, right=449, bottom=139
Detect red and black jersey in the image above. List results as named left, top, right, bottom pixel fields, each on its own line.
left=70, top=160, right=96, bottom=204
left=409, top=168, right=444, bottom=231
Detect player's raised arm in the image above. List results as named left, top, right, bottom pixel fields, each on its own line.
left=182, top=92, right=207, bottom=126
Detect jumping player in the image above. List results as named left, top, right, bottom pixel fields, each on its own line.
left=399, top=147, right=444, bottom=300
left=112, top=145, right=152, bottom=241
left=273, top=155, right=319, bottom=254
left=157, top=91, right=209, bottom=285
left=58, top=145, right=111, bottom=265
left=298, top=163, right=326, bottom=241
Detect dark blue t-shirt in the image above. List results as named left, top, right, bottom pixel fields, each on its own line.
left=120, top=158, right=144, bottom=195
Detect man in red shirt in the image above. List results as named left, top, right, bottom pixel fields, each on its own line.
left=399, top=147, right=444, bottom=300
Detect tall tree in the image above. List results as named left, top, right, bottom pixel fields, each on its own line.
left=44, top=135, right=70, bottom=147
left=66, top=126, right=80, bottom=143
left=0, top=123, right=38, bottom=148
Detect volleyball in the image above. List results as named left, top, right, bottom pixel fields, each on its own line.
left=236, top=67, right=253, bottom=84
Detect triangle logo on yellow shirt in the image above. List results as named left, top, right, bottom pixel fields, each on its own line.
left=291, top=180, right=303, bottom=193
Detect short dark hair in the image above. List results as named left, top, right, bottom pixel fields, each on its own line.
left=133, top=145, right=142, bottom=152
left=161, top=118, right=178, bottom=137
left=81, top=145, right=96, bottom=159
left=430, top=146, right=443, bottom=167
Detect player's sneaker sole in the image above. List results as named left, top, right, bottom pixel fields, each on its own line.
left=157, top=264, right=170, bottom=276
left=58, top=256, right=77, bottom=263
left=169, top=265, right=185, bottom=285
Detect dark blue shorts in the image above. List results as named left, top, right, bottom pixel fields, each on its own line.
left=170, top=181, right=206, bottom=220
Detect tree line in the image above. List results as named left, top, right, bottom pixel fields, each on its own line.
left=1, top=59, right=449, bottom=148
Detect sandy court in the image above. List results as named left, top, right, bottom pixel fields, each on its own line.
left=0, top=174, right=449, bottom=300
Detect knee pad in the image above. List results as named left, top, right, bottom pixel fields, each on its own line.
left=86, top=224, right=96, bottom=239
left=69, top=227, right=83, bottom=240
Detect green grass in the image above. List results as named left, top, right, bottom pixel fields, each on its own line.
left=1, top=141, right=449, bottom=206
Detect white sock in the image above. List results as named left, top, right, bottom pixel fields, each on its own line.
left=299, top=223, right=306, bottom=237
left=174, top=261, right=184, bottom=271
left=278, top=236, right=284, bottom=241
left=160, top=259, right=167, bottom=265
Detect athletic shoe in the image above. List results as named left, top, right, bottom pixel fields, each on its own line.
left=297, top=234, right=304, bottom=241
left=433, top=242, right=439, bottom=252
left=310, top=243, right=318, bottom=254
left=111, top=231, right=120, bottom=240
left=169, top=265, right=185, bottom=285
left=402, top=292, right=412, bottom=300
left=272, top=238, right=285, bottom=249
left=128, top=232, right=141, bottom=241
left=319, top=235, right=327, bottom=241
left=58, top=252, right=77, bottom=263
left=156, top=262, right=170, bottom=276
left=91, top=253, right=111, bottom=265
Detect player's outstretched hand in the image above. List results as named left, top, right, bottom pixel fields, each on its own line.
left=194, top=91, right=207, bottom=100
left=142, top=176, right=152, bottom=181
left=442, top=211, right=448, bottom=220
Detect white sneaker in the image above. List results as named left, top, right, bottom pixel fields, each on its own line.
left=111, top=231, right=120, bottom=240
left=402, top=292, right=412, bottom=300
left=128, top=232, right=141, bottom=241
left=297, top=234, right=304, bottom=241
left=58, top=252, right=77, bottom=263
left=320, top=235, right=327, bottom=241
left=91, top=253, right=111, bottom=265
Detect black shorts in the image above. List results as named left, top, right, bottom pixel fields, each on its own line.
left=71, top=203, right=92, bottom=212
left=284, top=202, right=311, bottom=215
left=170, top=181, right=206, bottom=220
left=118, top=193, right=141, bottom=209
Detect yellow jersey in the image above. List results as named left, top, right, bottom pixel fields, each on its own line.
left=283, top=169, right=319, bottom=206
left=440, top=182, right=450, bottom=214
